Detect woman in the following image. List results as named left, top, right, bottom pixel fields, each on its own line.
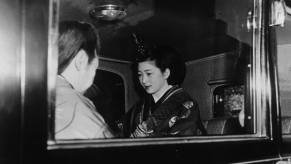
left=126, top=44, right=206, bottom=137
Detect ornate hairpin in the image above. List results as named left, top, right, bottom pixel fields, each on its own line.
left=131, top=33, right=148, bottom=58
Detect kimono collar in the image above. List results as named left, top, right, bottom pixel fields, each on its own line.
left=155, top=85, right=182, bottom=106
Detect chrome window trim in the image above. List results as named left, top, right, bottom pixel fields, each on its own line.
left=47, top=0, right=59, bottom=141
left=251, top=0, right=276, bottom=138
left=47, top=134, right=270, bottom=150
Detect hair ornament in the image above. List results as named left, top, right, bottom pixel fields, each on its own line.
left=131, top=33, right=149, bottom=60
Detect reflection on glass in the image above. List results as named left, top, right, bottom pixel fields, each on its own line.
left=214, top=85, right=244, bottom=118
left=277, top=45, right=291, bottom=134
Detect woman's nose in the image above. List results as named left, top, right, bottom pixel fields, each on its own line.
left=141, top=75, right=148, bottom=84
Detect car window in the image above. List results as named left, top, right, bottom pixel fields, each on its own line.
left=47, top=0, right=277, bottom=147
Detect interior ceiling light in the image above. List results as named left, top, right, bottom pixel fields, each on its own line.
left=89, top=4, right=127, bottom=21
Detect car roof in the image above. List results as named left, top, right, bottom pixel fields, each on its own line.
left=60, top=0, right=240, bottom=62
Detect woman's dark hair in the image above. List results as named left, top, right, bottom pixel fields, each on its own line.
left=58, top=21, right=100, bottom=74
left=134, top=45, right=186, bottom=85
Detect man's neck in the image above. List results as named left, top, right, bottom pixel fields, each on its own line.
left=60, top=70, right=80, bottom=92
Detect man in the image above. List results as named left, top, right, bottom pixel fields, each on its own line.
left=55, top=21, right=113, bottom=139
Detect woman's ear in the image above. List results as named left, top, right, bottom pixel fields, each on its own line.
left=74, top=50, right=88, bottom=71
left=163, top=68, right=170, bottom=79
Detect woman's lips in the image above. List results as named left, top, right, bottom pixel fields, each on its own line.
left=144, top=85, right=151, bottom=90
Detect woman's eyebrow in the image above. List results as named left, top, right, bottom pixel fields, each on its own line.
left=144, top=69, right=152, bottom=72
left=138, top=69, right=152, bottom=72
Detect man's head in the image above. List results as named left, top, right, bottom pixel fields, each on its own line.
left=58, top=21, right=100, bottom=92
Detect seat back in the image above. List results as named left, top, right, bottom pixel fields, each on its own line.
left=203, top=117, right=244, bottom=135
left=203, top=118, right=227, bottom=135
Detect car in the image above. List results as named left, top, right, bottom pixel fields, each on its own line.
left=0, top=0, right=291, bottom=163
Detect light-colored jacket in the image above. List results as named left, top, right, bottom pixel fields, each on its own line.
left=55, top=76, right=113, bottom=139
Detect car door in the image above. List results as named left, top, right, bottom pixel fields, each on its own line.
left=0, top=0, right=283, bottom=163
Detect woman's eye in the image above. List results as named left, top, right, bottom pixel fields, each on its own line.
left=146, top=73, right=152, bottom=76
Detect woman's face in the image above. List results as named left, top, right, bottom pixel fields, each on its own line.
left=138, top=60, right=169, bottom=95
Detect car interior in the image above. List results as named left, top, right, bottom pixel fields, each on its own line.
left=56, top=0, right=291, bottom=138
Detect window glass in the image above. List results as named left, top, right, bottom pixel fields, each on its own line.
left=50, top=0, right=260, bottom=143
left=84, top=69, right=125, bottom=135
left=277, top=44, right=291, bottom=134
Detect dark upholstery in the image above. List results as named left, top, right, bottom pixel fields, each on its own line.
left=203, top=118, right=227, bottom=135
left=203, top=117, right=245, bottom=135
left=204, top=116, right=291, bottom=135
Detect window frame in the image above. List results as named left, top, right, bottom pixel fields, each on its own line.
left=46, top=0, right=281, bottom=150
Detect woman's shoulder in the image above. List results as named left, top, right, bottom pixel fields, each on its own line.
left=165, top=87, right=198, bottom=110
left=168, top=86, right=195, bottom=103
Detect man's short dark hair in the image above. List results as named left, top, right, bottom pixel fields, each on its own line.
left=58, top=21, right=100, bottom=74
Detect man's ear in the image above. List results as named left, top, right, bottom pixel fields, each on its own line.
left=163, top=68, right=170, bottom=79
left=74, top=50, right=88, bottom=71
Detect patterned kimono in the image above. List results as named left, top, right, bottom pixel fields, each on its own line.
left=55, top=76, right=114, bottom=139
left=126, top=86, right=206, bottom=137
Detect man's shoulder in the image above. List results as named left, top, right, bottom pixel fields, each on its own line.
left=56, top=86, right=81, bottom=104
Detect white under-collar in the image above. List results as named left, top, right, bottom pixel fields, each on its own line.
left=152, top=85, right=173, bottom=103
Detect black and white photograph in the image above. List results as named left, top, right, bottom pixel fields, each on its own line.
left=0, top=0, right=291, bottom=163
